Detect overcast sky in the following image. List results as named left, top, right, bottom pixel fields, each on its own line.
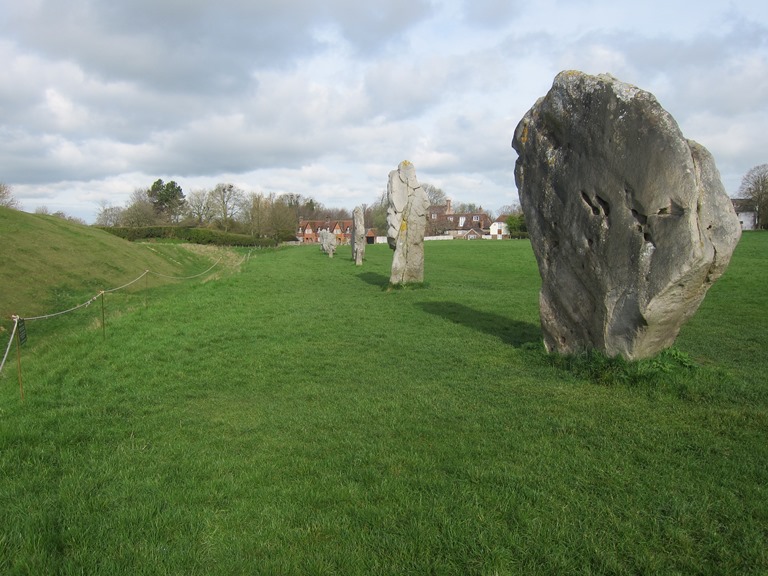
left=1, top=0, right=767, bottom=222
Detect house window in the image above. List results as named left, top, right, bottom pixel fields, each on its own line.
left=431, top=213, right=437, bottom=219
left=473, top=215, right=480, bottom=221
left=448, top=216, right=454, bottom=221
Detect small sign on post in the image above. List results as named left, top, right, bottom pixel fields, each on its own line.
left=17, top=318, right=27, bottom=346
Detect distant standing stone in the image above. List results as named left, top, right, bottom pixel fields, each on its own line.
left=352, top=206, right=365, bottom=266
left=512, top=71, right=741, bottom=360
left=319, top=229, right=337, bottom=258
left=387, top=160, right=430, bottom=285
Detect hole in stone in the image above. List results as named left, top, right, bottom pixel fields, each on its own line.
left=643, top=232, right=653, bottom=244
left=596, top=195, right=610, bottom=216
left=581, top=191, right=600, bottom=215
left=587, top=238, right=594, bottom=247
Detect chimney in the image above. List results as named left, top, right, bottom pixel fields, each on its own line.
left=446, top=198, right=453, bottom=214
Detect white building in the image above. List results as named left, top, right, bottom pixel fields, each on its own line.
left=489, top=215, right=510, bottom=239
left=732, top=199, right=758, bottom=230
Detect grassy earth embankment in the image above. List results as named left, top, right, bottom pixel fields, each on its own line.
left=0, top=207, right=232, bottom=334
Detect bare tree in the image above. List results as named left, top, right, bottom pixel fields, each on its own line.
left=738, top=164, right=768, bottom=229
left=324, top=206, right=352, bottom=220
left=422, top=183, right=447, bottom=206
left=369, top=189, right=388, bottom=236
left=209, top=183, right=244, bottom=232
left=240, top=191, right=268, bottom=237
left=121, top=188, right=158, bottom=227
left=0, top=182, right=20, bottom=209
left=496, top=203, right=520, bottom=217
left=185, top=188, right=213, bottom=226
left=95, top=201, right=124, bottom=227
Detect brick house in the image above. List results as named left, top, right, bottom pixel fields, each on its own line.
left=298, top=219, right=353, bottom=243
left=427, top=198, right=492, bottom=238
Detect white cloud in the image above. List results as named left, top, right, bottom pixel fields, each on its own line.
left=1, top=0, right=767, bottom=221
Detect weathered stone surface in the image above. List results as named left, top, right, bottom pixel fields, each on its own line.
left=387, top=160, right=430, bottom=284
left=352, top=206, right=365, bottom=266
left=512, top=70, right=741, bottom=360
left=319, top=229, right=336, bottom=258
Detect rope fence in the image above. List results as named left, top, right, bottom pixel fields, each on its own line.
left=102, top=270, right=149, bottom=293
left=0, top=257, right=223, bottom=386
left=1, top=317, right=18, bottom=379
left=146, top=257, right=222, bottom=280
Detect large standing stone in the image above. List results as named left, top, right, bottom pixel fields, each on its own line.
left=512, top=71, right=741, bottom=360
left=352, top=206, right=366, bottom=266
left=387, top=160, right=430, bottom=285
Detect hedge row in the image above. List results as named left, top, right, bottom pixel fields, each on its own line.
left=98, top=226, right=280, bottom=247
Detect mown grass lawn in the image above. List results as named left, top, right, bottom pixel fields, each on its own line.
left=1, top=236, right=766, bottom=575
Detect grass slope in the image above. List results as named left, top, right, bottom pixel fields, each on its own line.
left=0, top=207, right=218, bottom=333
left=0, top=234, right=766, bottom=575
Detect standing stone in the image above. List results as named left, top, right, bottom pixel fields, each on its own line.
left=512, top=71, right=741, bottom=360
left=319, top=229, right=336, bottom=258
left=387, top=160, right=430, bottom=285
left=352, top=206, right=366, bottom=266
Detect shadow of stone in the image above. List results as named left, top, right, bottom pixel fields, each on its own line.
left=417, top=301, right=541, bottom=348
left=357, top=272, right=390, bottom=288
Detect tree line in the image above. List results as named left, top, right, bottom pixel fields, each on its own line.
left=95, top=180, right=352, bottom=241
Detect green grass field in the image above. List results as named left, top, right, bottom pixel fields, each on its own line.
left=1, top=228, right=766, bottom=575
